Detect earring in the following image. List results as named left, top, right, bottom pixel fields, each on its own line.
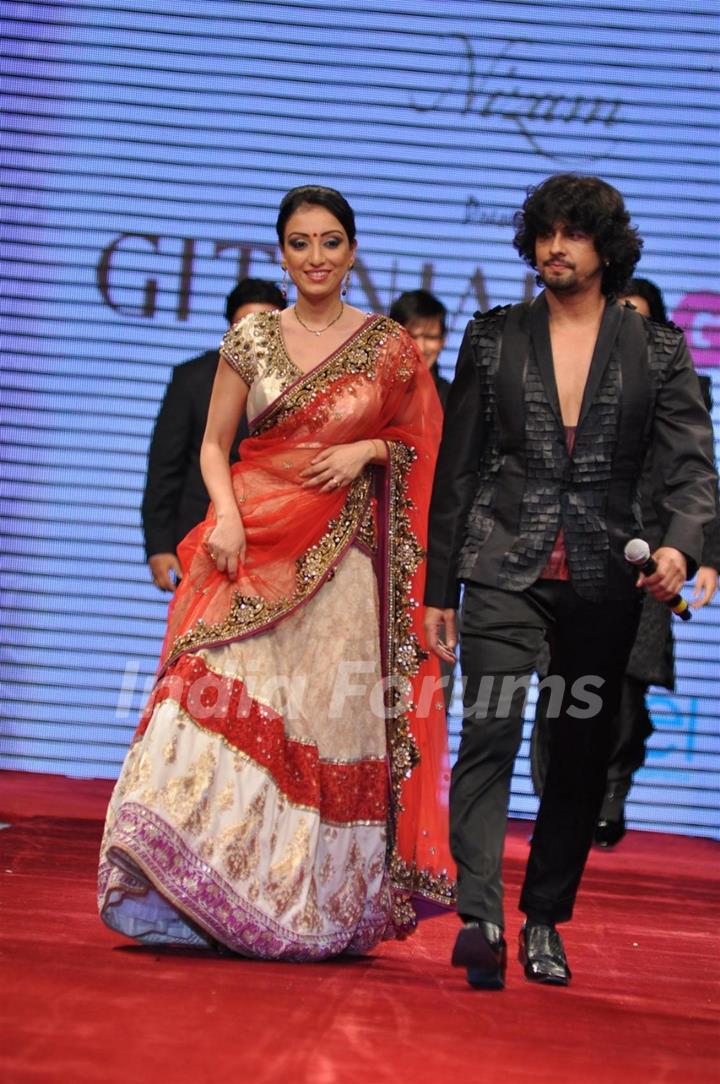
left=342, top=267, right=352, bottom=298
left=280, top=265, right=288, bottom=299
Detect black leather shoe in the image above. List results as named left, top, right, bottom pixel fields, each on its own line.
left=452, top=921, right=507, bottom=990
left=594, top=812, right=626, bottom=847
left=518, top=923, right=571, bottom=986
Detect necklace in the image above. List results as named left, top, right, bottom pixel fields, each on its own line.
left=293, top=302, right=344, bottom=336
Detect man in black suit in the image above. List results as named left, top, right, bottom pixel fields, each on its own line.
left=142, top=278, right=285, bottom=591
left=532, top=281, right=720, bottom=847
left=423, top=174, right=716, bottom=989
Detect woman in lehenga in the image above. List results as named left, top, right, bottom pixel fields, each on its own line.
left=98, top=185, right=456, bottom=959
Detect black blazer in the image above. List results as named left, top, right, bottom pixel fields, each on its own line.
left=697, top=376, right=720, bottom=571
left=142, top=349, right=248, bottom=557
left=425, top=295, right=717, bottom=609
left=431, top=365, right=451, bottom=411
left=622, top=374, right=720, bottom=689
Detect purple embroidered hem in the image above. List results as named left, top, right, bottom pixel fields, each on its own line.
left=98, top=803, right=391, bottom=962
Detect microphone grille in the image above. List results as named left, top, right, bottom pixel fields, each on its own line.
left=624, top=538, right=651, bottom=565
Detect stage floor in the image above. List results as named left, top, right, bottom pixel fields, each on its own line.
left=1, top=770, right=718, bottom=1083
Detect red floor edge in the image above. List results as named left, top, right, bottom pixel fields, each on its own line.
left=1, top=770, right=718, bottom=1084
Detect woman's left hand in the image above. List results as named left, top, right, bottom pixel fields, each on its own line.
left=300, top=442, right=374, bottom=492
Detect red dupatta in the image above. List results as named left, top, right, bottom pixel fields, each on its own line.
left=152, top=313, right=456, bottom=929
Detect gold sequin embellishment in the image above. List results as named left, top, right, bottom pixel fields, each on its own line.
left=165, top=471, right=372, bottom=667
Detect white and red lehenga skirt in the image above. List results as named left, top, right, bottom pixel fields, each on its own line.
left=98, top=548, right=401, bottom=959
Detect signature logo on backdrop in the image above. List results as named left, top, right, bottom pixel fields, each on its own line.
left=408, top=36, right=621, bottom=162
left=464, top=197, right=515, bottom=227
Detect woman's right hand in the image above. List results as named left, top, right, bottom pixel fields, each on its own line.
left=206, top=515, right=246, bottom=580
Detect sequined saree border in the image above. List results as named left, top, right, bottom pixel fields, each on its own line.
left=163, top=471, right=372, bottom=671
left=100, top=803, right=389, bottom=961
left=380, top=443, right=457, bottom=916
left=248, top=314, right=385, bottom=436
left=246, top=312, right=381, bottom=433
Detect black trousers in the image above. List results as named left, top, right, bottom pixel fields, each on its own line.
left=452, top=580, right=641, bottom=927
left=531, top=674, right=653, bottom=819
left=602, top=677, right=653, bottom=814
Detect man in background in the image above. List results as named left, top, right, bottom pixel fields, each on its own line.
left=142, top=278, right=285, bottom=591
left=390, top=288, right=454, bottom=710
left=389, top=289, right=451, bottom=409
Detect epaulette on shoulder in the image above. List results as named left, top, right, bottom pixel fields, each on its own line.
left=646, top=316, right=683, bottom=348
left=469, top=303, right=512, bottom=345
left=648, top=315, right=682, bottom=333
left=623, top=302, right=682, bottom=339
left=472, top=303, right=512, bottom=321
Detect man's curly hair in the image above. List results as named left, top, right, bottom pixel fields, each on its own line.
left=512, top=174, right=643, bottom=296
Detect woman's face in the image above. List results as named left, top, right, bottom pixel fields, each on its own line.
left=281, top=204, right=356, bottom=302
left=621, top=293, right=651, bottom=318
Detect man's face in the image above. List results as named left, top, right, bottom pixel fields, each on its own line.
left=230, top=301, right=279, bottom=324
left=404, top=316, right=446, bottom=369
left=535, top=223, right=603, bottom=295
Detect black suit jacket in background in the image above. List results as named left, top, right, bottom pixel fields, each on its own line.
left=425, top=295, right=717, bottom=610
left=625, top=372, right=720, bottom=689
left=142, top=349, right=248, bottom=558
left=431, top=364, right=451, bottom=411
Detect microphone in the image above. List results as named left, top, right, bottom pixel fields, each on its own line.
left=624, top=538, right=691, bottom=620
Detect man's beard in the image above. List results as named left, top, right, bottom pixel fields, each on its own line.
left=540, top=271, right=577, bottom=293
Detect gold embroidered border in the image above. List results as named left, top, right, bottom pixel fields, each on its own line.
left=384, top=440, right=424, bottom=798
left=252, top=316, right=403, bottom=436
left=165, top=471, right=372, bottom=667
left=222, top=313, right=415, bottom=427
left=389, top=853, right=456, bottom=908
left=382, top=442, right=455, bottom=912
left=355, top=502, right=378, bottom=554
left=221, top=311, right=299, bottom=386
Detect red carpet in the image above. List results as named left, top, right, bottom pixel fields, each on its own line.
left=1, top=771, right=718, bottom=1083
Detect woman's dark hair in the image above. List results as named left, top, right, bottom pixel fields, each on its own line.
left=275, top=185, right=356, bottom=245
left=512, top=173, right=643, bottom=296
left=621, top=277, right=668, bottom=323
